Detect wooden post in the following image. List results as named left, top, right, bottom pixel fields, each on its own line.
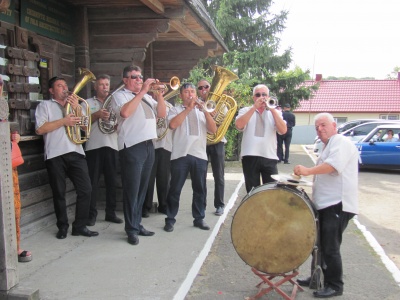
left=0, top=120, right=19, bottom=291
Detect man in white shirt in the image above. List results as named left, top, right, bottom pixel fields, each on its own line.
left=142, top=100, right=173, bottom=217
left=197, top=79, right=226, bottom=216
left=294, top=112, right=358, bottom=298
left=84, top=74, right=122, bottom=226
left=163, top=83, right=217, bottom=232
left=35, top=76, right=98, bottom=239
left=235, top=84, right=287, bottom=193
left=111, top=65, right=166, bottom=246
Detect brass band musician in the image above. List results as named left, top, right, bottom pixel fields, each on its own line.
left=111, top=65, right=166, bottom=246
left=83, top=74, right=123, bottom=226
left=163, top=83, right=217, bottom=232
left=235, top=84, right=287, bottom=193
left=35, top=76, right=98, bottom=239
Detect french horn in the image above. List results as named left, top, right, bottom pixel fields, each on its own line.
left=98, top=82, right=125, bottom=134
left=65, top=68, right=96, bottom=144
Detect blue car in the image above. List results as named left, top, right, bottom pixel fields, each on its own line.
left=356, top=124, right=400, bottom=170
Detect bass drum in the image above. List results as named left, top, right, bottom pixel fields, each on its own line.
left=231, top=183, right=317, bottom=274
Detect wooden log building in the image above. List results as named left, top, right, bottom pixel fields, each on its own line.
left=0, top=0, right=228, bottom=237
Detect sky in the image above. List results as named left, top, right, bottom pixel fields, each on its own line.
left=272, top=0, right=399, bottom=79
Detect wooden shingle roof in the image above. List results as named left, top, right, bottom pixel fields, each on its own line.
left=296, top=77, right=400, bottom=113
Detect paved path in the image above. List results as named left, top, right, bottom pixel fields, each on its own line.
left=14, top=145, right=400, bottom=299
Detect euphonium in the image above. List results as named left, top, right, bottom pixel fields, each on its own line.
left=156, top=101, right=173, bottom=140
left=99, top=82, right=125, bottom=134
left=206, top=66, right=239, bottom=145
left=65, top=68, right=96, bottom=144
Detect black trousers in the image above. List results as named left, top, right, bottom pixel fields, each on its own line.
left=242, top=155, right=278, bottom=193
left=206, top=142, right=225, bottom=209
left=119, top=140, right=154, bottom=235
left=318, top=202, right=355, bottom=291
left=277, top=128, right=293, bottom=162
left=85, top=147, right=118, bottom=220
left=45, top=152, right=91, bottom=230
left=143, top=147, right=171, bottom=213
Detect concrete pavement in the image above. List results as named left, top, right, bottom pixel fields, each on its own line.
left=11, top=145, right=400, bottom=299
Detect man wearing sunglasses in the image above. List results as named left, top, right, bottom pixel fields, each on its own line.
left=235, top=84, right=287, bottom=193
left=163, top=83, right=217, bottom=233
left=197, top=79, right=225, bottom=216
left=111, top=65, right=166, bottom=246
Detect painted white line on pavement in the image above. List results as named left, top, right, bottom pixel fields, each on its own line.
left=353, top=218, right=400, bottom=286
left=302, top=144, right=400, bottom=286
left=173, top=176, right=245, bottom=300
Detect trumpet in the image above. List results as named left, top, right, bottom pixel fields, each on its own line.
left=194, top=97, right=217, bottom=113
left=150, top=76, right=180, bottom=93
left=262, top=93, right=278, bottom=109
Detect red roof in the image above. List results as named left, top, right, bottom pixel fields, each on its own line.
left=295, top=79, right=400, bottom=113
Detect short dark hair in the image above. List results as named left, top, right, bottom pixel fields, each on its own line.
left=48, top=76, right=67, bottom=89
left=123, top=65, right=142, bottom=78
left=96, top=74, right=111, bottom=81
left=180, top=82, right=196, bottom=92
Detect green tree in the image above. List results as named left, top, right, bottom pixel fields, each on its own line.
left=191, top=0, right=318, bottom=159
left=386, top=66, right=400, bottom=79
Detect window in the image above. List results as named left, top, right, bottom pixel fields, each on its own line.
left=380, top=114, right=399, bottom=120
left=334, top=117, right=347, bottom=125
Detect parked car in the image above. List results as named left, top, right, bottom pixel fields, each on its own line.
left=337, top=119, right=381, bottom=134
left=342, top=120, right=400, bottom=142
left=313, top=120, right=400, bottom=155
left=356, top=124, right=400, bottom=170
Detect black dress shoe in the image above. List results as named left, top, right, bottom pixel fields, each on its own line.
left=105, top=215, right=123, bottom=224
left=139, top=227, right=155, bottom=236
left=284, top=161, right=290, bottom=164
left=71, top=227, right=99, bottom=237
left=297, top=276, right=311, bottom=287
left=164, top=223, right=174, bottom=232
left=128, top=234, right=139, bottom=245
left=56, top=229, right=68, bottom=239
left=193, top=220, right=210, bottom=230
left=313, top=286, right=343, bottom=298
left=142, top=211, right=150, bottom=218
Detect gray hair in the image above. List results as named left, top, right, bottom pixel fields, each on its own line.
left=314, top=112, right=335, bottom=123
left=253, top=84, right=269, bottom=95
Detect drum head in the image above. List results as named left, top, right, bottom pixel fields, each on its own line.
left=231, top=185, right=316, bottom=274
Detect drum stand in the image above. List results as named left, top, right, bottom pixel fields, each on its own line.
left=248, top=268, right=304, bottom=300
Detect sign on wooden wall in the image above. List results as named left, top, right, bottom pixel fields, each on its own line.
left=21, top=0, right=74, bottom=45
left=0, top=0, right=14, bottom=23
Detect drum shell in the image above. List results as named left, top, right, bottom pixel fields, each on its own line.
left=231, top=183, right=317, bottom=274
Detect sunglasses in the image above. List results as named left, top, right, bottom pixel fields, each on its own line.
left=125, top=75, right=143, bottom=80
left=198, top=85, right=210, bottom=91
left=254, top=93, right=268, bottom=98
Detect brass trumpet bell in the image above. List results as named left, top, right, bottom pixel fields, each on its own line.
left=150, top=76, right=180, bottom=92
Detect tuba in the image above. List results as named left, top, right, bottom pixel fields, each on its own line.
left=98, top=82, right=125, bottom=134
left=65, top=68, right=96, bottom=144
left=206, top=66, right=239, bottom=145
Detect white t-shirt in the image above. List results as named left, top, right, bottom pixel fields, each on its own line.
left=168, top=105, right=208, bottom=161
left=111, top=88, right=158, bottom=150
left=35, top=99, right=85, bottom=160
left=236, top=107, right=283, bottom=160
left=312, top=134, right=359, bottom=214
left=83, top=97, right=118, bottom=151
